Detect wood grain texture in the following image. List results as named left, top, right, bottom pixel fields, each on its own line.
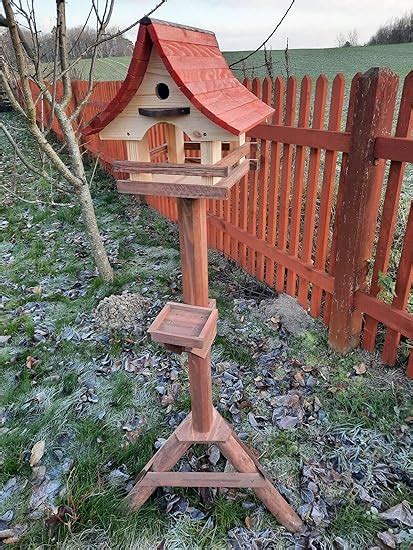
left=208, top=215, right=334, bottom=292
left=310, top=74, right=345, bottom=317
left=248, top=124, right=351, bottom=152
left=297, top=74, right=328, bottom=308
left=323, top=73, right=361, bottom=326
left=140, top=472, right=266, bottom=488
left=219, top=435, right=304, bottom=533
left=114, top=159, right=229, bottom=177
left=381, top=203, right=413, bottom=364
left=256, top=77, right=272, bottom=281
left=286, top=75, right=312, bottom=295
left=276, top=76, right=297, bottom=291
left=265, top=76, right=284, bottom=288
left=329, top=68, right=398, bottom=352
left=363, top=71, right=413, bottom=352
left=128, top=432, right=191, bottom=510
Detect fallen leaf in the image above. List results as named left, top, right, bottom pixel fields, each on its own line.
left=379, top=500, right=413, bottom=527
left=353, top=362, right=367, bottom=375
left=278, top=416, right=299, bottom=429
left=29, top=440, right=45, bottom=467
left=377, top=531, right=397, bottom=548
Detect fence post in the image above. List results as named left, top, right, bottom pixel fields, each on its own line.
left=328, top=67, right=398, bottom=353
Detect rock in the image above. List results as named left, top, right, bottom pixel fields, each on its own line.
left=108, top=468, right=130, bottom=487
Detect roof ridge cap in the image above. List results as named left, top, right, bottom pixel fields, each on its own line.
left=140, top=17, right=215, bottom=36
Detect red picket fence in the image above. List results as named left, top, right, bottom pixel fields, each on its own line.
left=26, top=69, right=413, bottom=376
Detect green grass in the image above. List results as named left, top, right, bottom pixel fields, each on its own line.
left=1, top=109, right=412, bottom=549
left=73, top=43, right=412, bottom=83
left=328, top=503, right=386, bottom=547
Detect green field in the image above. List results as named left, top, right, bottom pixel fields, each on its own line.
left=76, top=42, right=412, bottom=84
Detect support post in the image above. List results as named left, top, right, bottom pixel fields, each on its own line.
left=328, top=68, right=398, bottom=352
left=126, top=136, right=151, bottom=203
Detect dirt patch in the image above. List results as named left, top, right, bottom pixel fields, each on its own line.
left=257, top=293, right=315, bottom=335
left=94, top=292, right=148, bottom=331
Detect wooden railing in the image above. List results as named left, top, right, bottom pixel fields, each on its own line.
left=26, top=69, right=413, bottom=377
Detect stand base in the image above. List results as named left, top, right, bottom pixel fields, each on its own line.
left=127, top=409, right=304, bottom=533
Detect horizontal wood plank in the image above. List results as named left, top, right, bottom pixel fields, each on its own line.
left=215, top=142, right=250, bottom=167
left=116, top=159, right=250, bottom=199
left=354, top=291, right=413, bottom=339
left=374, top=136, right=413, bottom=162
left=140, top=472, right=266, bottom=488
left=113, top=159, right=230, bottom=177
left=208, top=215, right=334, bottom=293
left=247, top=124, right=351, bottom=152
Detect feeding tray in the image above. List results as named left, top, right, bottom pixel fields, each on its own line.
left=148, top=302, right=218, bottom=349
left=114, top=142, right=252, bottom=200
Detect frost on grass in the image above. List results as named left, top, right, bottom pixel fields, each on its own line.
left=94, top=291, right=148, bottom=331
left=2, top=111, right=413, bottom=549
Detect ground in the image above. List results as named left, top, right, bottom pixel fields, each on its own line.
left=1, top=111, right=412, bottom=549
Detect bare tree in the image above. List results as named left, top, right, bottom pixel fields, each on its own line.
left=337, top=28, right=359, bottom=47
left=0, top=0, right=166, bottom=283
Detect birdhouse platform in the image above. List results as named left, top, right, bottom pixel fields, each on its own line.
left=115, top=142, right=251, bottom=199
left=148, top=301, right=217, bottom=349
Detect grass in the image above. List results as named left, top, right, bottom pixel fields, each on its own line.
left=73, top=42, right=413, bottom=83
left=1, top=110, right=412, bottom=548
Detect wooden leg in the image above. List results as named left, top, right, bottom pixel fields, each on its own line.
left=219, top=434, right=304, bottom=533
left=127, top=431, right=191, bottom=511
left=187, top=351, right=214, bottom=433
left=177, top=197, right=209, bottom=307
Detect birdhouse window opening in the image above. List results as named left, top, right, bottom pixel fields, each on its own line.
left=156, top=83, right=170, bottom=100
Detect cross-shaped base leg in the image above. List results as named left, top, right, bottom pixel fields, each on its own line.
left=127, top=409, right=304, bottom=533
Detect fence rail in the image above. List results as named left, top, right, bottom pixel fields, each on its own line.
left=26, top=69, right=413, bottom=377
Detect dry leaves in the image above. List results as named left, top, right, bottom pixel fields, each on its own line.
left=353, top=362, right=367, bottom=375
left=29, top=440, right=45, bottom=467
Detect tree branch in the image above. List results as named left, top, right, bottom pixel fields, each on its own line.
left=229, top=0, right=295, bottom=68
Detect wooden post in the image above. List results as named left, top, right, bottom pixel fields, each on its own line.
left=328, top=68, right=398, bottom=352
left=200, top=141, right=221, bottom=185
left=126, top=137, right=151, bottom=181
left=126, top=136, right=151, bottom=203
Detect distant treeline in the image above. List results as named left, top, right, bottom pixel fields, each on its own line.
left=0, top=25, right=133, bottom=63
left=368, top=12, right=412, bottom=45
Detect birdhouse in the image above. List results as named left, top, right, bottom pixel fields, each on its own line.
left=81, top=18, right=303, bottom=533
left=82, top=17, right=274, bottom=198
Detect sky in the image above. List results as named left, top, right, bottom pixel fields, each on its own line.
left=19, top=0, right=413, bottom=51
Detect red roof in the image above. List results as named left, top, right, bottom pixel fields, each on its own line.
left=82, top=18, right=274, bottom=136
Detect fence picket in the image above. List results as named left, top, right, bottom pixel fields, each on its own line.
left=286, top=75, right=312, bottom=295
left=310, top=74, right=345, bottom=317
left=276, top=76, right=297, bottom=292
left=265, top=76, right=285, bottom=288
left=297, top=75, right=328, bottom=308
left=381, top=203, right=413, bottom=365
left=247, top=77, right=261, bottom=275
left=256, top=77, right=272, bottom=281
left=324, top=73, right=361, bottom=325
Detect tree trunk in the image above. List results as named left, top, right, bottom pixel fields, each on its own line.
left=76, top=183, right=114, bottom=282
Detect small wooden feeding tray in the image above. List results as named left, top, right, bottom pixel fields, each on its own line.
left=148, top=302, right=218, bottom=350
left=114, top=142, right=252, bottom=200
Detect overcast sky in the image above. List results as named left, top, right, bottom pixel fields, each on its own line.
left=24, top=0, right=413, bottom=50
